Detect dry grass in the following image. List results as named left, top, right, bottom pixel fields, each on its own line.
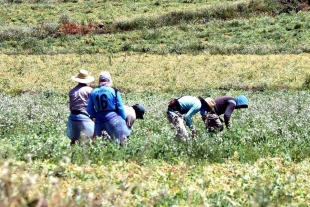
left=1, top=157, right=310, bottom=206
left=0, top=53, right=309, bottom=93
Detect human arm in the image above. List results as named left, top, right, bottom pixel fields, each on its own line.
left=86, top=93, right=97, bottom=119
left=183, top=104, right=200, bottom=131
left=200, top=107, right=207, bottom=122
left=223, top=101, right=236, bottom=129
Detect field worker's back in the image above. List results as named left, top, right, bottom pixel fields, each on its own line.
left=87, top=86, right=126, bottom=122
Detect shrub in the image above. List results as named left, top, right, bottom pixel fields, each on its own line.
left=301, top=74, right=310, bottom=90
left=41, top=21, right=59, bottom=36
left=249, top=0, right=300, bottom=14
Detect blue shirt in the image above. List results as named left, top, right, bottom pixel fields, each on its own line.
left=87, top=86, right=126, bottom=121
left=168, top=96, right=201, bottom=131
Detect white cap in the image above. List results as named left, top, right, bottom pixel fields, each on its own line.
left=99, top=71, right=112, bottom=86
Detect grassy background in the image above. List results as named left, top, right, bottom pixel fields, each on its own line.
left=1, top=0, right=310, bottom=206
left=1, top=53, right=310, bottom=94
left=1, top=0, right=310, bottom=55
left=1, top=89, right=310, bottom=206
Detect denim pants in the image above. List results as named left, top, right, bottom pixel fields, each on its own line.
left=67, top=114, right=94, bottom=141
left=95, top=115, right=130, bottom=146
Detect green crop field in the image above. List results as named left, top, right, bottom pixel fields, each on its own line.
left=1, top=0, right=310, bottom=206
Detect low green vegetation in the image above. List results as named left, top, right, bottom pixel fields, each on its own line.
left=1, top=0, right=231, bottom=26
left=1, top=0, right=310, bottom=206
left=1, top=0, right=310, bottom=55
left=1, top=90, right=310, bottom=164
left=1, top=89, right=310, bottom=205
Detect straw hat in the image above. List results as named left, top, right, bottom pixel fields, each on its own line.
left=71, top=69, right=95, bottom=84
left=198, top=96, right=216, bottom=109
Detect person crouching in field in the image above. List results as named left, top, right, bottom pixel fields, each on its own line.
left=66, top=69, right=95, bottom=146
left=124, top=104, right=145, bottom=143
left=199, top=96, right=221, bottom=133
left=166, top=96, right=203, bottom=139
left=200, top=95, right=248, bottom=132
left=124, top=104, right=146, bottom=130
left=87, top=71, right=130, bottom=147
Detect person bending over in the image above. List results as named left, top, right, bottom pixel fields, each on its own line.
left=166, top=96, right=203, bottom=139
left=200, top=95, right=248, bottom=132
left=87, top=71, right=130, bottom=146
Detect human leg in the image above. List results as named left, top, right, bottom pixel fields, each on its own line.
left=96, top=116, right=130, bottom=146
left=67, top=114, right=94, bottom=145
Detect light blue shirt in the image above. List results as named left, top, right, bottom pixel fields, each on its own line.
left=177, top=96, right=201, bottom=131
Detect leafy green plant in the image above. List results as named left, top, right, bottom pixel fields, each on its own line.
left=1, top=89, right=310, bottom=205
left=1, top=1, right=310, bottom=55
left=301, top=74, right=310, bottom=90
left=1, top=0, right=310, bottom=205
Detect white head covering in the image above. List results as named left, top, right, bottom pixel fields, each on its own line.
left=98, top=71, right=112, bottom=86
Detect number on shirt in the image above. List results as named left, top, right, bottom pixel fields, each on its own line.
left=95, top=94, right=108, bottom=111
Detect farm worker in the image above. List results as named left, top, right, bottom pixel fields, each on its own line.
left=167, top=96, right=205, bottom=139
left=198, top=96, right=221, bottom=133
left=123, top=104, right=146, bottom=144
left=66, top=69, right=95, bottom=146
left=87, top=71, right=130, bottom=147
left=200, top=95, right=248, bottom=132
left=124, top=104, right=146, bottom=130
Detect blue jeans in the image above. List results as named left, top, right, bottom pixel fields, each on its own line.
left=67, top=114, right=94, bottom=141
left=95, top=115, right=131, bottom=146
